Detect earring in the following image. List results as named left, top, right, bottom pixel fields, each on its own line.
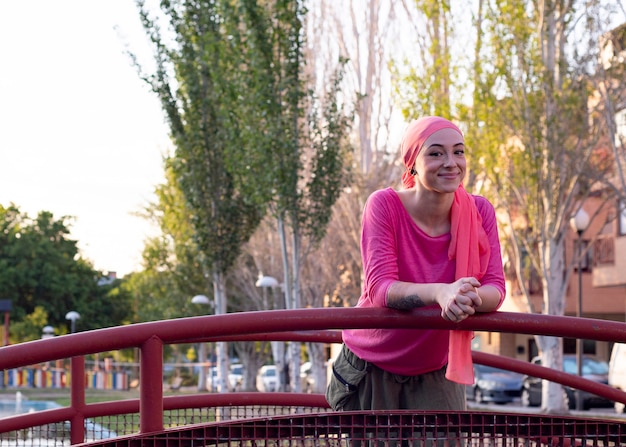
left=410, top=168, right=417, bottom=175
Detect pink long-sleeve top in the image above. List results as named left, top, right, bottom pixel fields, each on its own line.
left=343, top=187, right=506, bottom=376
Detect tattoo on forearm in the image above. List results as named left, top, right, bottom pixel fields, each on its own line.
left=388, top=294, right=426, bottom=310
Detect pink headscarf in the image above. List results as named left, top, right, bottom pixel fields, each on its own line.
left=399, top=116, right=491, bottom=385
left=401, top=116, right=463, bottom=189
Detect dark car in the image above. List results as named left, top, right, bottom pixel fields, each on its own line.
left=465, top=364, right=524, bottom=404
left=521, top=354, right=614, bottom=410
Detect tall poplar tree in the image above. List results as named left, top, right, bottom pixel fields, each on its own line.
left=134, top=0, right=266, bottom=392
left=236, top=0, right=352, bottom=391
left=133, top=0, right=352, bottom=393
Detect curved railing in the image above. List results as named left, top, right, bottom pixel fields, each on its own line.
left=1, top=308, right=626, bottom=445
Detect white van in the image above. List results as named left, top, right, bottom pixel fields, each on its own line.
left=608, top=343, right=626, bottom=413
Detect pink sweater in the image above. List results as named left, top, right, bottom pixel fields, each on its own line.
left=343, top=187, right=506, bottom=376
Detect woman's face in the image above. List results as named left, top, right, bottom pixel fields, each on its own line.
left=413, top=128, right=466, bottom=194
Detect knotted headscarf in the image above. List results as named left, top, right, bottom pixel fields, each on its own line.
left=400, top=117, right=491, bottom=385
left=401, top=116, right=463, bottom=189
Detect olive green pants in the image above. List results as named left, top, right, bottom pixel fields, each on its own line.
left=327, top=344, right=466, bottom=411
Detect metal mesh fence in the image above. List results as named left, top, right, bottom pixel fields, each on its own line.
left=0, top=405, right=332, bottom=446
left=79, top=411, right=626, bottom=447
left=0, top=421, right=71, bottom=446
left=163, top=405, right=331, bottom=428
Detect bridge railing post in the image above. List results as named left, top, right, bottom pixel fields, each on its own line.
left=140, top=335, right=164, bottom=433
left=70, top=356, right=85, bottom=444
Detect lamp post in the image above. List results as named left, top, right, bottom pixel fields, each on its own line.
left=570, top=208, right=590, bottom=411
left=255, top=274, right=287, bottom=391
left=191, top=295, right=211, bottom=391
left=65, top=311, right=80, bottom=334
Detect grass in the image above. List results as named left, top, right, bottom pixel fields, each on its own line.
left=0, top=387, right=145, bottom=406
left=0, top=385, right=207, bottom=406
left=1, top=386, right=218, bottom=436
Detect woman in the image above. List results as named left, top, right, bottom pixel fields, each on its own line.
left=326, top=116, right=506, bottom=411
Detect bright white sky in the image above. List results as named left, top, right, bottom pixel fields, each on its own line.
left=0, top=1, right=171, bottom=278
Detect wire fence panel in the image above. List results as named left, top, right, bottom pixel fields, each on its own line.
left=79, top=411, right=626, bottom=447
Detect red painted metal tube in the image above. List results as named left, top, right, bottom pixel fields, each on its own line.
left=70, top=356, right=86, bottom=444
left=2, top=308, right=626, bottom=444
left=140, top=335, right=164, bottom=433
left=1, top=309, right=626, bottom=371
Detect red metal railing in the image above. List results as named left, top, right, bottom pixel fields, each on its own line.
left=1, top=308, right=626, bottom=445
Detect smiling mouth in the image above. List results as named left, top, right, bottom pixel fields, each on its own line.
left=439, top=173, right=460, bottom=179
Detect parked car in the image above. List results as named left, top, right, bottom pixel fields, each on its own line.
left=207, top=364, right=244, bottom=392
left=521, top=354, right=613, bottom=410
left=206, top=366, right=219, bottom=392
left=465, top=364, right=523, bottom=404
left=300, top=361, right=316, bottom=393
left=608, top=343, right=626, bottom=413
left=256, top=365, right=278, bottom=392
left=229, top=363, right=243, bottom=391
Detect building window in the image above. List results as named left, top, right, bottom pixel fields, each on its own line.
left=593, top=236, right=614, bottom=265
left=616, top=108, right=626, bottom=149
left=620, top=200, right=626, bottom=236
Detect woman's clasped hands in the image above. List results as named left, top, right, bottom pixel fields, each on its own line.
left=438, top=277, right=482, bottom=322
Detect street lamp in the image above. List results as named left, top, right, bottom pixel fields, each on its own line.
left=191, top=295, right=211, bottom=391
left=41, top=325, right=55, bottom=340
left=65, top=311, right=80, bottom=334
left=191, top=294, right=211, bottom=305
left=256, top=274, right=279, bottom=310
left=570, top=208, right=590, bottom=411
left=255, top=275, right=279, bottom=288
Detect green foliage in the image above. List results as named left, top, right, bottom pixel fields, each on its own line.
left=393, top=0, right=457, bottom=119
left=236, top=0, right=353, bottom=253
left=122, top=160, right=212, bottom=322
left=131, top=0, right=353, bottom=323
left=302, top=63, right=354, bottom=243
left=9, top=306, right=49, bottom=342
left=135, top=0, right=266, bottom=277
left=469, top=1, right=597, bottom=253
left=0, top=204, right=132, bottom=341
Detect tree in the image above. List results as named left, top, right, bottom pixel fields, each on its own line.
left=300, top=7, right=415, bottom=371
left=394, top=0, right=625, bottom=413
left=232, top=0, right=354, bottom=392
left=124, top=152, right=272, bottom=387
left=464, top=0, right=625, bottom=413
left=127, top=159, right=210, bottom=323
left=0, top=204, right=126, bottom=341
left=133, top=0, right=271, bottom=392
left=393, top=0, right=458, bottom=119
left=309, top=1, right=405, bottom=175
left=9, top=306, right=49, bottom=343
left=131, top=0, right=351, bottom=392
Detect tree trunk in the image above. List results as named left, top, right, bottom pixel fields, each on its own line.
left=276, top=215, right=290, bottom=391
left=306, top=341, right=327, bottom=393
left=213, top=269, right=229, bottom=394
left=538, top=238, right=567, bottom=412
